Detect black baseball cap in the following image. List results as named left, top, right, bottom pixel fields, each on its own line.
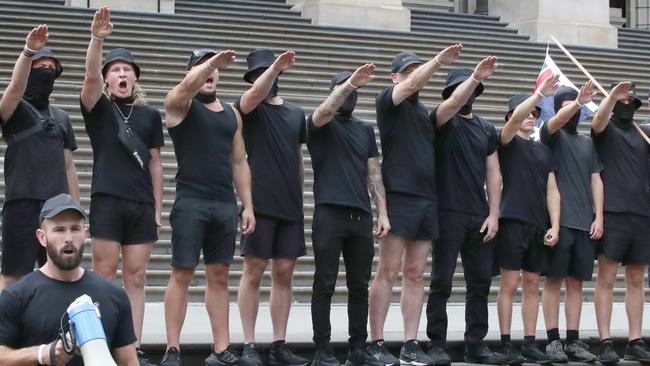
left=187, top=48, right=217, bottom=70
left=505, top=93, right=541, bottom=121
left=610, top=81, right=642, bottom=110
left=39, top=194, right=86, bottom=224
left=244, top=48, right=275, bottom=83
left=391, top=52, right=422, bottom=73
left=32, top=47, right=63, bottom=78
left=328, top=71, right=353, bottom=90
left=102, top=48, right=140, bottom=79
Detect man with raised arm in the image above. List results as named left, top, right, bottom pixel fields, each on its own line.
left=308, top=64, right=390, bottom=366
left=426, top=58, right=507, bottom=365
left=494, top=77, right=561, bottom=365
left=539, top=83, right=601, bottom=364
left=0, top=25, right=78, bottom=290
left=160, top=48, right=255, bottom=366
left=368, top=44, right=462, bottom=366
left=234, top=48, right=309, bottom=366
left=591, top=81, right=650, bottom=365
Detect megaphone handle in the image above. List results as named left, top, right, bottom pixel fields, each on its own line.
left=58, top=323, right=76, bottom=355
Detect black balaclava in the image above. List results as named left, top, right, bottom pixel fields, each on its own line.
left=406, top=91, right=419, bottom=102
left=459, top=93, right=476, bottom=116
left=611, top=101, right=636, bottom=128
left=266, top=77, right=279, bottom=99
left=195, top=90, right=217, bottom=104
left=24, top=68, right=57, bottom=109
left=553, top=86, right=580, bottom=134
left=336, top=91, right=358, bottom=120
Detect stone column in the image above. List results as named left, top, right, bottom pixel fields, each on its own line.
left=488, top=0, right=617, bottom=48
left=292, top=0, right=411, bottom=31
left=66, top=0, right=174, bottom=14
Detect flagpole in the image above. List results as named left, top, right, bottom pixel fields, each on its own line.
left=549, top=35, right=650, bottom=145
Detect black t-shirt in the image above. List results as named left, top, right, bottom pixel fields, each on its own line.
left=375, top=86, right=436, bottom=200
left=433, top=110, right=499, bottom=216
left=498, top=134, right=555, bottom=228
left=592, top=122, right=650, bottom=217
left=234, top=98, right=306, bottom=222
left=540, top=125, right=603, bottom=231
left=307, top=114, right=379, bottom=213
left=169, top=99, right=238, bottom=203
left=0, top=270, right=136, bottom=366
left=1, top=100, right=77, bottom=202
left=81, top=94, right=164, bottom=204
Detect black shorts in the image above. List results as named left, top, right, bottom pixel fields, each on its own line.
left=89, top=193, right=157, bottom=245
left=386, top=192, right=438, bottom=242
left=170, top=197, right=238, bottom=267
left=240, top=214, right=305, bottom=259
left=1, top=199, right=46, bottom=276
left=598, top=212, right=650, bottom=265
left=545, top=226, right=595, bottom=281
left=496, top=219, right=549, bottom=273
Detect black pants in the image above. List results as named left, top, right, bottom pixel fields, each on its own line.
left=311, top=204, right=374, bottom=348
left=426, top=210, right=493, bottom=347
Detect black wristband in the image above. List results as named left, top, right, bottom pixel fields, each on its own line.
left=49, top=342, right=57, bottom=366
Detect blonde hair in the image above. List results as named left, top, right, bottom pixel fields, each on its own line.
left=103, top=82, right=147, bottom=106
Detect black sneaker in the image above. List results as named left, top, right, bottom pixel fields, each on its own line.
left=205, top=346, right=240, bottom=366
left=521, top=343, right=552, bottom=365
left=598, top=339, right=619, bottom=366
left=399, top=340, right=433, bottom=366
left=345, top=346, right=385, bottom=366
left=269, top=343, right=309, bottom=366
left=312, top=345, right=341, bottom=366
left=136, top=347, right=158, bottom=366
left=367, top=339, right=399, bottom=366
left=545, top=340, right=568, bottom=363
left=160, top=347, right=181, bottom=366
left=425, top=345, right=451, bottom=366
left=465, top=342, right=509, bottom=365
left=624, top=340, right=650, bottom=364
left=501, top=342, right=524, bottom=365
left=564, top=339, right=597, bottom=363
left=239, top=343, right=263, bottom=366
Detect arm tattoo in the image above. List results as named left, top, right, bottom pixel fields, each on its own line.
left=367, top=158, right=386, bottom=214
left=315, top=83, right=355, bottom=123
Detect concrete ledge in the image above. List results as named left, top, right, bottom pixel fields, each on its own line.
left=294, top=0, right=411, bottom=32
left=66, top=0, right=175, bottom=14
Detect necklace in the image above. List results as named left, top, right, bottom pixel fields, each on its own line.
left=112, top=101, right=134, bottom=123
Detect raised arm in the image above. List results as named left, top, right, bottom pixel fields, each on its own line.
left=392, top=44, right=462, bottom=106
left=231, top=110, right=255, bottom=235
left=164, top=50, right=236, bottom=128
left=80, top=6, right=113, bottom=111
left=544, top=172, right=561, bottom=247
left=481, top=151, right=501, bottom=242
left=500, top=74, right=559, bottom=145
left=238, top=50, right=295, bottom=114
left=312, top=63, right=375, bottom=127
left=367, top=157, right=390, bottom=238
left=0, top=25, right=49, bottom=122
left=546, top=81, right=595, bottom=135
left=436, top=56, right=497, bottom=126
left=592, top=81, right=631, bottom=135
left=590, top=172, right=604, bottom=240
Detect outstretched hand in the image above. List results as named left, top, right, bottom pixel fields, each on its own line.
left=209, top=50, right=237, bottom=69
left=91, top=6, right=113, bottom=39
left=349, top=63, right=375, bottom=88
left=436, top=43, right=463, bottom=65
left=577, top=80, right=596, bottom=105
left=538, top=74, right=560, bottom=97
left=26, top=24, right=48, bottom=51
left=271, top=50, right=296, bottom=73
left=610, top=80, right=632, bottom=100
left=472, top=56, right=497, bottom=81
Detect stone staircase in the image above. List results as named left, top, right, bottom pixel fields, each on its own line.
left=0, top=0, right=648, bottom=303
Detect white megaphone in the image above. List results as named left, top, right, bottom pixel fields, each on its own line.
left=66, top=294, right=117, bottom=366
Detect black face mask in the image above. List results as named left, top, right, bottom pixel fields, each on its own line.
left=406, top=91, right=419, bottom=102
left=336, top=91, right=358, bottom=120
left=611, top=101, right=636, bottom=127
left=110, top=94, right=135, bottom=104
left=24, top=68, right=57, bottom=109
left=458, top=93, right=476, bottom=116
left=562, top=110, right=581, bottom=134
left=266, top=78, right=279, bottom=99
left=195, top=90, right=217, bottom=104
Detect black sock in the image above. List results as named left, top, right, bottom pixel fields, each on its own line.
left=272, top=340, right=285, bottom=350
left=601, top=338, right=613, bottom=344
left=547, top=328, right=560, bottom=342
left=501, top=334, right=511, bottom=345
left=524, top=336, right=536, bottom=346
left=630, top=338, right=643, bottom=345
left=566, top=330, right=579, bottom=342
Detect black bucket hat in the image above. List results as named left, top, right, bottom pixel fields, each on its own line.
left=553, top=86, right=578, bottom=113
left=243, top=48, right=275, bottom=83
left=32, top=47, right=63, bottom=78
left=328, top=71, right=353, bottom=90
left=187, top=48, right=217, bottom=70
left=391, top=51, right=422, bottom=73
left=102, top=48, right=140, bottom=79
left=442, top=68, right=484, bottom=100
left=610, top=81, right=642, bottom=110
left=505, top=93, right=541, bottom=121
